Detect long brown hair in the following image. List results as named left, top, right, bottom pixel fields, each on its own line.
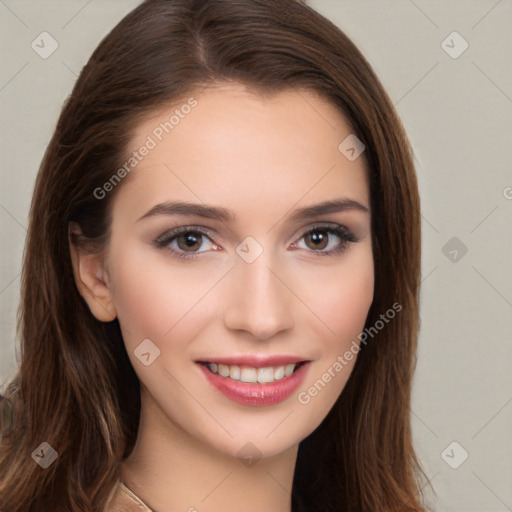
left=0, top=0, right=426, bottom=510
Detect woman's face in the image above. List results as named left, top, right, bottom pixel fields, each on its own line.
left=98, top=83, right=373, bottom=459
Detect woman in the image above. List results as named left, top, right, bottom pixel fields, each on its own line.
left=0, top=0, right=427, bottom=510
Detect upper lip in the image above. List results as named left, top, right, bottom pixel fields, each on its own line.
left=196, top=355, right=310, bottom=368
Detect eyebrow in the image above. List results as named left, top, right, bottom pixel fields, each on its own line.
left=137, top=198, right=370, bottom=224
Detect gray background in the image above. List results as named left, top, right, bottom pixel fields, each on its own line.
left=1, top=1, right=511, bottom=510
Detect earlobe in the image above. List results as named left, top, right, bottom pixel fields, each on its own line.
left=68, top=223, right=117, bottom=322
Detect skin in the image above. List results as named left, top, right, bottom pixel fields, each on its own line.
left=70, top=83, right=374, bottom=512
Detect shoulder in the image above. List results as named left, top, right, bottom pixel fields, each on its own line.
left=104, top=479, right=154, bottom=512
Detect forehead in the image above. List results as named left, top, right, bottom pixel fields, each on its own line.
left=112, top=84, right=369, bottom=225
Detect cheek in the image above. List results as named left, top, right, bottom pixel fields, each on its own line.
left=107, top=244, right=217, bottom=351
left=299, top=250, right=374, bottom=347
left=330, top=270, right=374, bottom=342
left=294, top=256, right=373, bottom=416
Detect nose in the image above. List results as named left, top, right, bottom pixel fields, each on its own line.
left=223, top=253, right=295, bottom=340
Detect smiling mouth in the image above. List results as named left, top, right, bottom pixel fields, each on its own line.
left=197, top=361, right=306, bottom=384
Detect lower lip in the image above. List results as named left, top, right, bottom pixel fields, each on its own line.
left=197, top=362, right=310, bottom=406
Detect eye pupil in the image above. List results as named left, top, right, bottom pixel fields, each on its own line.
left=306, top=230, right=328, bottom=250
left=178, top=232, right=202, bottom=251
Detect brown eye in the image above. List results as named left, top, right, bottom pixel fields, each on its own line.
left=304, top=229, right=329, bottom=250
left=294, top=225, right=357, bottom=255
left=176, top=232, right=203, bottom=252
left=154, top=227, right=218, bottom=258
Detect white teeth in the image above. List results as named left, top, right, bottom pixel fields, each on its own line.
left=284, top=364, right=295, bottom=377
left=240, top=367, right=258, bottom=383
left=205, top=362, right=300, bottom=383
left=229, top=365, right=240, bottom=380
left=274, top=366, right=285, bottom=380
left=257, top=367, right=274, bottom=383
left=218, top=364, right=230, bottom=377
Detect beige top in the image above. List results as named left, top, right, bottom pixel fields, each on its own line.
left=104, top=478, right=306, bottom=511
left=104, top=479, right=155, bottom=512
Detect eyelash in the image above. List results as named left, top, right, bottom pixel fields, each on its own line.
left=153, top=224, right=359, bottom=260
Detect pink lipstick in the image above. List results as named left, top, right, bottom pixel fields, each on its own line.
left=196, top=355, right=310, bottom=406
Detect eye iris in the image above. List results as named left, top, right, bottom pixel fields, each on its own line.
left=177, top=232, right=202, bottom=251
left=305, top=230, right=329, bottom=250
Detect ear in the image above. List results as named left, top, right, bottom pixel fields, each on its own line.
left=68, top=222, right=117, bottom=322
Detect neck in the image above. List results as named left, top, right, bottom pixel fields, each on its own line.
left=120, top=387, right=298, bottom=512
